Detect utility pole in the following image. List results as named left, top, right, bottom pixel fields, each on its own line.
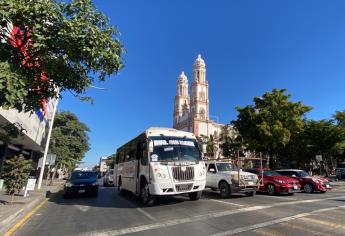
left=37, top=93, right=59, bottom=190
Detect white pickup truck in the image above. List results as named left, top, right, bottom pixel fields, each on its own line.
left=205, top=161, right=259, bottom=198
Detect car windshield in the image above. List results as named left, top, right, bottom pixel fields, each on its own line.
left=216, top=163, right=238, bottom=172
left=263, top=170, right=281, bottom=176
left=150, top=137, right=201, bottom=162
left=70, top=171, right=97, bottom=180
left=296, top=171, right=310, bottom=177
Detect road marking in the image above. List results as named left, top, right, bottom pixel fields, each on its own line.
left=280, top=222, right=331, bottom=236
left=210, top=205, right=345, bottom=236
left=207, top=199, right=244, bottom=207
left=257, top=195, right=297, bottom=201
left=136, top=208, right=157, bottom=221
left=254, top=228, right=286, bottom=236
left=5, top=199, right=48, bottom=236
left=300, top=217, right=345, bottom=229
left=79, top=196, right=345, bottom=236
left=75, top=205, right=89, bottom=212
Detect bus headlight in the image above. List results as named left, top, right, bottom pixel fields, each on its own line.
left=153, top=168, right=168, bottom=179
left=156, top=172, right=167, bottom=179
left=199, top=170, right=206, bottom=177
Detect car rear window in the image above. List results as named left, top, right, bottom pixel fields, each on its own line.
left=71, top=172, right=97, bottom=180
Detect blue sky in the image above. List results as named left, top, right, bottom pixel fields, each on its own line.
left=59, top=0, right=345, bottom=166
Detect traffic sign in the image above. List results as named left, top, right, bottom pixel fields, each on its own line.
left=46, top=154, right=56, bottom=166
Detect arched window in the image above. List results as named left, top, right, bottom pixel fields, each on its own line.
left=199, top=91, right=205, bottom=101
left=199, top=108, right=205, bottom=120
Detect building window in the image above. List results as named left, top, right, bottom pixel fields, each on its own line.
left=199, top=108, right=205, bottom=120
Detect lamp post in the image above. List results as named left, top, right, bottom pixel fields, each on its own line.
left=37, top=92, right=60, bottom=190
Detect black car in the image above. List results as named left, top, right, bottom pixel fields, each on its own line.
left=64, top=171, right=98, bottom=197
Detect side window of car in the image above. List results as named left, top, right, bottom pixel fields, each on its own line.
left=208, top=164, right=216, bottom=173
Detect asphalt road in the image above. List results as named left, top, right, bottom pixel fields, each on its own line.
left=14, top=185, right=345, bottom=236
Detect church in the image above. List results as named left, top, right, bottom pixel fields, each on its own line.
left=173, top=54, right=223, bottom=138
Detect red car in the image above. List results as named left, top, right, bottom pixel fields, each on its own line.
left=245, top=169, right=301, bottom=195
left=276, top=169, right=331, bottom=193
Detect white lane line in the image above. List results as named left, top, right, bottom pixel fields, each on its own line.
left=257, top=195, right=297, bottom=201
left=208, top=199, right=244, bottom=207
left=136, top=208, right=157, bottom=221
left=210, top=205, right=345, bottom=236
left=79, top=196, right=345, bottom=236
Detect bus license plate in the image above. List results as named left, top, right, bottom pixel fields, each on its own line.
left=248, top=181, right=254, bottom=185
left=78, top=190, right=85, bottom=193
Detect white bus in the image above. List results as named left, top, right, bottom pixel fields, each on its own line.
left=115, top=127, right=206, bottom=206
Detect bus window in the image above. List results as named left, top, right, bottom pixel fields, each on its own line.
left=140, top=143, right=148, bottom=166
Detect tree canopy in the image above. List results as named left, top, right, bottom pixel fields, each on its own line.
left=50, top=111, right=90, bottom=171
left=233, top=89, right=311, bottom=165
left=0, top=0, right=124, bottom=112
left=219, top=124, right=243, bottom=158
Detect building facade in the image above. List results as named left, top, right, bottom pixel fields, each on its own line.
left=0, top=100, right=55, bottom=171
left=173, top=54, right=223, bottom=138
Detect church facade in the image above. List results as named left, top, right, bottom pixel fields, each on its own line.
left=173, top=54, right=223, bottom=138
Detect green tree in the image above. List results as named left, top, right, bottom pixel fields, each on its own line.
left=286, top=119, right=345, bottom=172
left=219, top=124, right=243, bottom=158
left=0, top=0, right=124, bottom=112
left=2, top=155, right=33, bottom=202
left=50, top=111, right=90, bottom=171
left=199, top=134, right=218, bottom=158
left=334, top=110, right=345, bottom=127
left=233, top=89, right=311, bottom=167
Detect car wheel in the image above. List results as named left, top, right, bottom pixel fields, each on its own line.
left=304, top=183, right=314, bottom=193
left=189, top=191, right=202, bottom=201
left=266, top=184, right=276, bottom=195
left=140, top=181, right=155, bottom=206
left=219, top=181, right=231, bottom=198
left=246, top=191, right=256, bottom=197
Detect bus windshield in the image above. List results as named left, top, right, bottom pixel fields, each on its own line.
left=150, top=137, right=201, bottom=162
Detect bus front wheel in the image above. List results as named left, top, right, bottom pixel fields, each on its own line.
left=141, top=182, right=155, bottom=206
left=189, top=191, right=202, bottom=201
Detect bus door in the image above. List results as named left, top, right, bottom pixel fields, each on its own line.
left=135, top=142, right=149, bottom=195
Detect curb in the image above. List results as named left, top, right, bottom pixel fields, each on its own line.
left=0, top=196, right=44, bottom=235
left=0, top=183, right=64, bottom=236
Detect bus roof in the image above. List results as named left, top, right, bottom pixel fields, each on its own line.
left=146, top=127, right=196, bottom=139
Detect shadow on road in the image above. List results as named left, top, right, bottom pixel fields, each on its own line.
left=47, top=186, right=200, bottom=209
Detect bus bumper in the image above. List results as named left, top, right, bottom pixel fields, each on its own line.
left=149, top=180, right=206, bottom=195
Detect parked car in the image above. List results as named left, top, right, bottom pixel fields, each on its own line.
left=205, top=161, right=258, bottom=198
left=64, top=171, right=99, bottom=197
left=276, top=169, right=331, bottom=193
left=103, top=169, right=115, bottom=187
left=245, top=169, right=301, bottom=195
left=336, top=163, right=345, bottom=180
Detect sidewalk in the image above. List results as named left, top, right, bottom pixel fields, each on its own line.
left=0, top=180, right=64, bottom=235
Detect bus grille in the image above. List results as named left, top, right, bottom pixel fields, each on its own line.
left=175, top=184, right=193, bottom=192
left=172, top=166, right=194, bottom=181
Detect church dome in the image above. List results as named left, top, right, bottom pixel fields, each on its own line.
left=193, top=54, right=205, bottom=68
left=178, top=71, right=188, bottom=83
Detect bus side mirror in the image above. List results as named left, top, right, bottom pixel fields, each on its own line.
left=148, top=141, right=154, bottom=153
